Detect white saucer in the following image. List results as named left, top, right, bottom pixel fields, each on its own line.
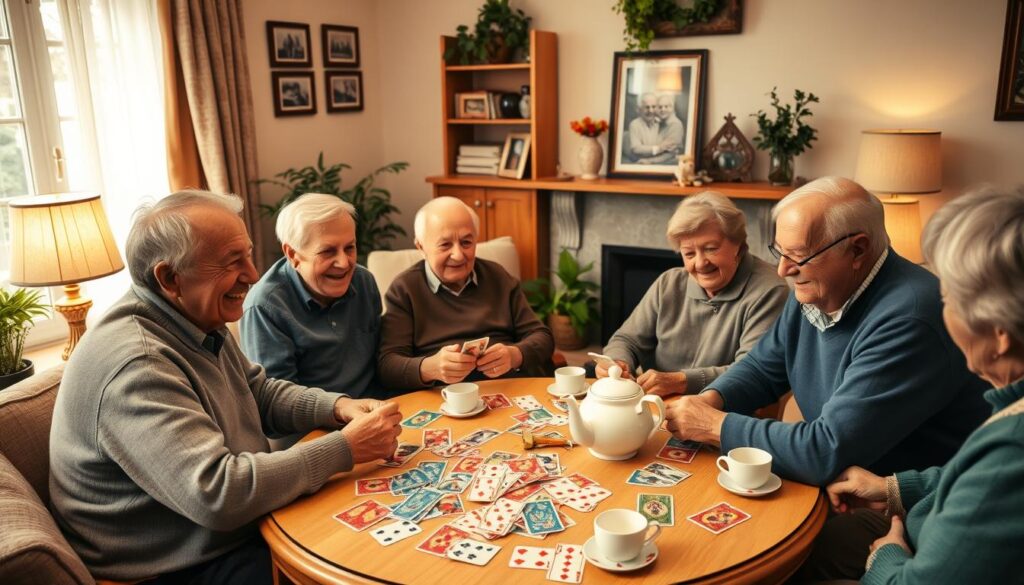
left=717, top=471, right=782, bottom=497
left=439, top=399, right=487, bottom=418
left=546, top=382, right=589, bottom=399
left=583, top=537, right=658, bottom=572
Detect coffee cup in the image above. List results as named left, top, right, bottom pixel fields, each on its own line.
left=553, top=366, right=585, bottom=396
left=716, top=447, right=772, bottom=489
left=441, top=382, right=479, bottom=414
left=593, top=508, right=661, bottom=562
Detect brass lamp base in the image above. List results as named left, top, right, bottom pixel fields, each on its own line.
left=54, top=284, right=92, bottom=361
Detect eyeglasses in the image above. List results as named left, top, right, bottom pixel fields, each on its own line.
left=768, top=233, right=858, bottom=267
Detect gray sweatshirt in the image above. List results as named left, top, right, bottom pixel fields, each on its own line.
left=49, top=286, right=352, bottom=580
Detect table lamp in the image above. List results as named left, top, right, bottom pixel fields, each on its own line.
left=853, top=129, right=942, bottom=263
left=7, top=192, right=124, bottom=360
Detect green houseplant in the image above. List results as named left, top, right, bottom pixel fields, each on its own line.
left=523, top=249, right=599, bottom=350
left=258, top=153, right=408, bottom=265
left=444, top=0, right=532, bottom=65
left=752, top=87, right=820, bottom=186
left=0, top=288, right=48, bottom=387
left=613, top=0, right=719, bottom=52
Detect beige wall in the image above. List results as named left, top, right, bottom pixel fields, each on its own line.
left=246, top=0, right=1024, bottom=253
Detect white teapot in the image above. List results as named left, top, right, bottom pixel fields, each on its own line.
left=564, top=365, right=666, bottom=460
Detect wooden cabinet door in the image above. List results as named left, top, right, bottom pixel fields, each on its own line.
left=484, top=188, right=538, bottom=279
left=436, top=186, right=487, bottom=234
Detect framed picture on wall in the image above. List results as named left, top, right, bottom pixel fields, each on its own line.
left=266, top=21, right=312, bottom=68
left=498, top=133, right=531, bottom=179
left=995, top=0, right=1024, bottom=120
left=272, top=71, right=316, bottom=116
left=322, top=24, right=360, bottom=68
left=607, top=49, right=708, bottom=179
left=326, top=71, right=364, bottom=113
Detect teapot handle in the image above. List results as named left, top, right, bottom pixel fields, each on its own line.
left=637, top=394, right=666, bottom=441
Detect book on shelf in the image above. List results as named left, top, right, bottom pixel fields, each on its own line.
left=456, top=155, right=501, bottom=167
left=455, top=165, right=499, bottom=175
left=458, top=144, right=502, bottom=157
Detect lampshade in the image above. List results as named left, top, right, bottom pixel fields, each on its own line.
left=854, top=130, right=942, bottom=194
left=8, top=192, right=124, bottom=287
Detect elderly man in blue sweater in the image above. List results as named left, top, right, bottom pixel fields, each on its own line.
left=665, top=176, right=989, bottom=485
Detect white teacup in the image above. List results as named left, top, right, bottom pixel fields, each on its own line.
left=716, top=447, right=773, bottom=489
left=553, top=366, right=586, bottom=396
left=594, top=508, right=661, bottom=562
left=441, top=382, right=479, bottom=414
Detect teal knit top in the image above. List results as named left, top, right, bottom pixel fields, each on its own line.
left=863, top=377, right=1024, bottom=584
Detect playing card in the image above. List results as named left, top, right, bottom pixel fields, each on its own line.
left=508, top=545, right=555, bottom=570
left=543, top=477, right=582, bottom=502
left=460, top=428, right=501, bottom=446
left=422, top=428, right=451, bottom=450
left=668, top=437, right=704, bottom=450
left=460, top=336, right=490, bottom=356
left=524, top=407, right=554, bottom=423
left=561, top=484, right=612, bottom=513
left=512, top=395, right=543, bottom=410
left=481, top=393, right=513, bottom=409
left=688, top=501, right=750, bottom=534
left=436, top=472, right=472, bottom=494
left=637, top=493, right=675, bottom=526
left=416, top=461, right=447, bottom=485
left=415, top=524, right=470, bottom=557
left=564, top=473, right=596, bottom=488
left=549, top=397, right=568, bottom=412
left=354, top=476, right=393, bottom=496
left=482, top=451, right=519, bottom=464
left=481, top=498, right=525, bottom=535
left=446, top=538, right=501, bottom=566
left=448, top=507, right=486, bottom=533
left=451, top=456, right=483, bottom=475
left=535, top=453, right=562, bottom=476
left=643, top=461, right=691, bottom=484
left=546, top=414, right=570, bottom=426
left=626, top=469, right=677, bottom=487
left=435, top=441, right=480, bottom=458
left=391, top=487, right=445, bottom=522
left=379, top=442, right=423, bottom=467
left=401, top=409, right=443, bottom=429
left=369, top=520, right=422, bottom=546
left=546, top=543, right=585, bottom=583
left=502, top=482, right=545, bottom=502
left=390, top=468, right=431, bottom=495
left=657, top=436, right=701, bottom=463
left=467, top=473, right=504, bottom=502
left=333, top=500, right=390, bottom=531
left=521, top=499, right=565, bottom=535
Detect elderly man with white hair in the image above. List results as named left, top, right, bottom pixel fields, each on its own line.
left=665, top=176, right=989, bottom=487
left=377, top=196, right=554, bottom=393
left=49, top=191, right=402, bottom=584
left=241, top=193, right=382, bottom=397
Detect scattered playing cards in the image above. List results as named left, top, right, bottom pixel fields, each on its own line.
left=369, top=520, right=422, bottom=546
left=447, top=538, right=501, bottom=566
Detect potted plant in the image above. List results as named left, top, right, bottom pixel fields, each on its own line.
left=0, top=288, right=48, bottom=390
left=523, top=249, right=599, bottom=350
left=569, top=116, right=609, bottom=180
left=613, top=0, right=719, bottom=52
left=444, top=0, right=532, bottom=65
left=752, top=87, right=820, bottom=186
left=258, top=153, right=409, bottom=265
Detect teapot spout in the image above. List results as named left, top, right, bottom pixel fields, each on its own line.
left=564, top=395, right=594, bottom=447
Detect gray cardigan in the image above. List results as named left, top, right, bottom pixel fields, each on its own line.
left=603, top=252, right=788, bottom=393
left=49, top=286, right=352, bottom=580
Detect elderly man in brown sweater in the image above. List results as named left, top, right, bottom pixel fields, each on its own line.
left=378, top=196, right=554, bottom=393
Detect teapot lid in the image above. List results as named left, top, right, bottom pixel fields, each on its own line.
left=590, top=365, right=642, bottom=400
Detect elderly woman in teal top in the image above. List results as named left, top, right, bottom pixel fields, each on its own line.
left=598, top=191, right=788, bottom=397
left=825, top=186, right=1024, bottom=583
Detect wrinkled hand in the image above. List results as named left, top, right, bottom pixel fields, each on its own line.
left=341, top=401, right=403, bottom=464
left=870, top=516, right=912, bottom=557
left=595, top=359, right=632, bottom=379
left=333, top=397, right=386, bottom=423
left=637, top=369, right=687, bottom=397
left=420, top=344, right=476, bottom=384
left=664, top=394, right=725, bottom=446
left=826, top=466, right=888, bottom=514
left=476, top=343, right=523, bottom=378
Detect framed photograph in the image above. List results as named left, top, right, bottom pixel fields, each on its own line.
left=266, top=21, right=312, bottom=68
left=272, top=71, right=316, bottom=117
left=457, top=92, right=489, bottom=119
left=322, top=24, right=360, bottom=68
left=607, top=49, right=708, bottom=179
left=995, top=0, right=1024, bottom=120
left=326, top=71, right=363, bottom=113
left=498, top=133, right=531, bottom=179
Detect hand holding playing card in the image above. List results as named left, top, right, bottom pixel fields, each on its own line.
left=475, top=343, right=523, bottom=378
left=637, top=369, right=687, bottom=397
left=664, top=395, right=726, bottom=446
left=870, top=515, right=911, bottom=556
left=825, top=466, right=888, bottom=514
left=341, top=401, right=403, bottom=464
left=420, top=344, right=477, bottom=384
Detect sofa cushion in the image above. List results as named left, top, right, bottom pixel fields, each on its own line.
left=0, top=363, right=65, bottom=504
left=0, top=451, right=92, bottom=585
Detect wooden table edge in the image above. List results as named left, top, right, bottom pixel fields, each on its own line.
left=261, top=515, right=392, bottom=585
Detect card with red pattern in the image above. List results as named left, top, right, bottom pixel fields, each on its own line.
left=422, top=428, right=451, bottom=450
left=354, top=476, right=393, bottom=496
left=508, top=545, right=555, bottom=570
left=451, top=456, right=483, bottom=475
left=415, top=524, right=470, bottom=557
left=546, top=543, right=585, bottom=583
left=687, top=501, right=751, bottom=534
left=482, top=393, right=513, bottom=409
left=333, top=499, right=390, bottom=531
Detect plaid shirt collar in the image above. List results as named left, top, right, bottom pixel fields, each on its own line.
left=802, top=248, right=888, bottom=332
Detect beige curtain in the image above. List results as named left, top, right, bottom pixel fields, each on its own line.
left=159, top=0, right=264, bottom=270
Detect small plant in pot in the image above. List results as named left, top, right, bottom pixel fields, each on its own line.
left=752, top=87, right=820, bottom=186
left=523, top=249, right=599, bottom=350
left=444, top=0, right=532, bottom=65
left=0, top=288, right=48, bottom=389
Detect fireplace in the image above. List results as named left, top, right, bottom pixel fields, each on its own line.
left=600, top=245, right=682, bottom=344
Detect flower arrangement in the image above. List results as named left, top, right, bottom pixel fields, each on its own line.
left=569, top=117, right=608, bottom=138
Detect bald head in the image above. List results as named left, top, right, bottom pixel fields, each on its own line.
left=413, top=197, right=480, bottom=244
left=413, top=196, right=481, bottom=289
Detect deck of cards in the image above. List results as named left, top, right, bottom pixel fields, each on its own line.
left=460, top=336, right=490, bottom=356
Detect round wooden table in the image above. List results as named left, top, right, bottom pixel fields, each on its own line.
left=261, top=378, right=827, bottom=584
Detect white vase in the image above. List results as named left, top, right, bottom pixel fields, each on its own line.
left=577, top=136, right=603, bottom=180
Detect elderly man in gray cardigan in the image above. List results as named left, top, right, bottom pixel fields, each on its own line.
left=600, top=192, right=788, bottom=396
left=49, top=191, right=402, bottom=584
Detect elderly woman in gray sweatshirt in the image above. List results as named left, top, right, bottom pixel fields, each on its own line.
left=599, top=192, right=788, bottom=396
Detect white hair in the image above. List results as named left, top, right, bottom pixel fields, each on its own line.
left=666, top=191, right=748, bottom=251
left=413, top=196, right=480, bottom=243
left=772, top=176, right=890, bottom=257
left=275, top=193, right=356, bottom=250
left=922, top=185, right=1024, bottom=343
left=126, top=190, right=243, bottom=292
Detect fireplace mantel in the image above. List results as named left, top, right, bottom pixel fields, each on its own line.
left=427, top=175, right=791, bottom=201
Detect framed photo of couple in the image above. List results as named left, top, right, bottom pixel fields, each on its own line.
left=607, top=49, right=708, bottom=179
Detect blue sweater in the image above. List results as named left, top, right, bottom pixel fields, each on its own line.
left=709, top=251, right=990, bottom=485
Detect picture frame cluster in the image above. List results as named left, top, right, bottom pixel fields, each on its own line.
left=266, top=21, right=364, bottom=117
